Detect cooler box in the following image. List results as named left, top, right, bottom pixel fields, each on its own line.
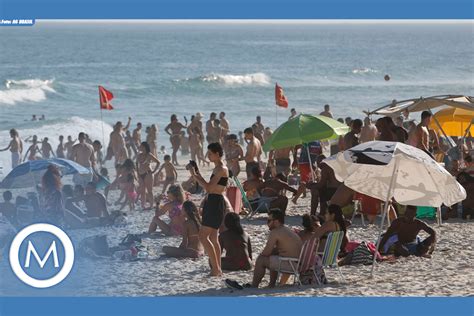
left=226, top=187, right=242, bottom=214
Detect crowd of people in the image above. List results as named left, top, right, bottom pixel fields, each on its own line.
left=0, top=104, right=473, bottom=288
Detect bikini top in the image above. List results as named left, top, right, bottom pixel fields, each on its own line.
left=169, top=202, right=182, bottom=219
left=210, top=174, right=229, bottom=186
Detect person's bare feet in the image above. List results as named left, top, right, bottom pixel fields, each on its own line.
left=210, top=269, right=223, bottom=277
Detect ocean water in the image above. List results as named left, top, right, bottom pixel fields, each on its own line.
left=0, top=21, right=473, bottom=174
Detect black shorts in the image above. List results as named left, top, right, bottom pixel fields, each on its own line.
left=202, top=194, right=225, bottom=229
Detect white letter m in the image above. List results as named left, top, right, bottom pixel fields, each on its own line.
left=24, top=240, right=60, bottom=268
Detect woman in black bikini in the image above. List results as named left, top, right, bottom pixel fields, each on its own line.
left=136, top=142, right=160, bottom=210
left=189, top=142, right=229, bottom=276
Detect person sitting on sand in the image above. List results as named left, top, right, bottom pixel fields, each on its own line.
left=297, top=214, right=320, bottom=243
left=379, top=205, right=436, bottom=257
left=457, top=172, right=474, bottom=219
left=162, top=200, right=204, bottom=258
left=148, top=184, right=185, bottom=236
left=0, top=191, right=17, bottom=225
left=249, top=209, right=302, bottom=288
left=84, top=182, right=109, bottom=218
left=156, top=155, right=178, bottom=194
left=219, top=213, right=253, bottom=271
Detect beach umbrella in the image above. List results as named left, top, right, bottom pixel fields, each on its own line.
left=323, top=141, right=466, bottom=276
left=0, top=158, right=91, bottom=189
left=262, top=114, right=349, bottom=152
left=429, top=107, right=474, bottom=137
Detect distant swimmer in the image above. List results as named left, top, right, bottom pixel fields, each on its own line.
left=0, top=129, right=23, bottom=168
left=31, top=115, right=37, bottom=121
left=56, top=135, right=66, bottom=158
left=39, top=114, right=45, bottom=121
left=319, top=104, right=333, bottom=118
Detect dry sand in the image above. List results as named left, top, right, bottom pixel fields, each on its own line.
left=1, top=159, right=472, bottom=297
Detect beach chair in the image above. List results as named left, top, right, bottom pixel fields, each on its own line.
left=276, top=237, right=319, bottom=286
left=232, top=177, right=275, bottom=219
left=317, top=231, right=345, bottom=284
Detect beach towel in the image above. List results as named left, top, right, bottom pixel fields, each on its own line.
left=416, top=206, right=436, bottom=219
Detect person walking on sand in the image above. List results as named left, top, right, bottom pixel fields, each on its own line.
left=136, top=141, right=160, bottom=209
left=206, top=112, right=218, bottom=144
left=157, top=155, right=178, bottom=194
left=41, top=137, right=55, bottom=159
left=243, top=128, right=262, bottom=180
left=319, top=104, right=333, bottom=118
left=165, top=114, right=187, bottom=166
left=146, top=124, right=158, bottom=157
left=0, top=129, right=23, bottom=168
left=70, top=132, right=96, bottom=186
left=360, top=117, right=378, bottom=143
left=188, top=142, right=229, bottom=276
left=224, top=134, right=244, bottom=177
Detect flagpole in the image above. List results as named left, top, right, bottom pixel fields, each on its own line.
left=98, top=86, right=106, bottom=160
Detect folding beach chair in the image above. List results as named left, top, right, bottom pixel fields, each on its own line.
left=232, top=177, right=275, bottom=219
left=276, top=237, right=319, bottom=286
left=317, top=231, right=345, bottom=284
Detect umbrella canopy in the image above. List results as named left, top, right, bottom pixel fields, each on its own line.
left=323, top=141, right=466, bottom=207
left=430, top=107, right=474, bottom=137
left=0, top=158, right=91, bottom=189
left=262, top=114, right=349, bottom=152
left=366, top=95, right=474, bottom=116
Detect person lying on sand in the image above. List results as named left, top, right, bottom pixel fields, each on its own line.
left=162, top=201, right=204, bottom=258
left=379, top=205, right=436, bottom=258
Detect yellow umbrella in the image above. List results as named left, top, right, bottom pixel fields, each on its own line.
left=430, top=107, right=474, bottom=137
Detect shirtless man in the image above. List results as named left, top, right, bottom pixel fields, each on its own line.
left=132, top=122, right=142, bottom=148
left=269, top=147, right=292, bottom=176
left=23, top=135, right=42, bottom=161
left=108, top=118, right=131, bottom=165
left=243, top=128, right=262, bottom=180
left=41, top=137, right=55, bottom=159
left=250, top=209, right=302, bottom=288
left=379, top=205, right=436, bottom=257
left=307, top=158, right=342, bottom=217
left=71, top=132, right=96, bottom=186
left=415, top=111, right=432, bottom=155
left=360, top=117, right=378, bottom=143
left=84, top=182, right=109, bottom=218
left=343, top=119, right=362, bottom=150
left=319, top=104, right=333, bottom=118
left=219, top=112, right=230, bottom=138
left=288, top=108, right=297, bottom=120
left=0, top=129, right=23, bottom=168
left=65, top=135, right=76, bottom=159
left=258, top=174, right=298, bottom=214
left=252, top=116, right=265, bottom=145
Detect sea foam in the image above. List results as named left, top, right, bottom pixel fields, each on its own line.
left=0, top=79, right=55, bottom=105
left=0, top=116, right=112, bottom=175
left=177, top=72, right=271, bottom=86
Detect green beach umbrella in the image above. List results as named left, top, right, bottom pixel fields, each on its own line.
left=263, top=114, right=349, bottom=152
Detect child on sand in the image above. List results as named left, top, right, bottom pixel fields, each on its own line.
left=157, top=155, right=178, bottom=194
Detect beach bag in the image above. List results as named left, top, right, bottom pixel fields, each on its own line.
left=350, top=242, right=374, bottom=265
left=78, top=235, right=110, bottom=258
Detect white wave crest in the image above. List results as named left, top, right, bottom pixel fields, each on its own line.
left=352, top=68, right=378, bottom=74
left=0, top=116, right=113, bottom=175
left=178, top=72, right=271, bottom=86
left=0, top=79, right=55, bottom=105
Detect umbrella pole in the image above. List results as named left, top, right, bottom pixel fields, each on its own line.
left=305, top=144, right=315, bottom=182
left=370, top=158, right=399, bottom=278
left=429, top=109, right=453, bottom=149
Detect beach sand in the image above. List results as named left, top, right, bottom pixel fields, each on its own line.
left=1, top=158, right=472, bottom=297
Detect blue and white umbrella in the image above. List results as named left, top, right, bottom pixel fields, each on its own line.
left=0, top=158, right=91, bottom=189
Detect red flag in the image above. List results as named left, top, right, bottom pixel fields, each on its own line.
left=275, top=83, right=288, bottom=108
left=99, top=85, right=114, bottom=110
